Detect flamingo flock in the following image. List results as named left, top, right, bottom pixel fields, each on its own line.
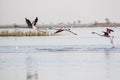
left=25, top=17, right=115, bottom=48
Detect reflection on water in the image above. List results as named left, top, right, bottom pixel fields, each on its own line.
left=26, top=56, right=38, bottom=80
left=0, top=52, right=120, bottom=80
left=105, top=52, right=110, bottom=79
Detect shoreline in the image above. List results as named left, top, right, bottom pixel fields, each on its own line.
left=0, top=23, right=120, bottom=28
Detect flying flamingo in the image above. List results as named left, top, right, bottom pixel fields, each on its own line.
left=92, top=28, right=114, bottom=47
left=51, top=27, right=77, bottom=35
left=25, top=17, right=50, bottom=32
left=25, top=17, right=41, bottom=31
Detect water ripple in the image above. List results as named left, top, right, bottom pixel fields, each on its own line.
left=0, top=45, right=120, bottom=53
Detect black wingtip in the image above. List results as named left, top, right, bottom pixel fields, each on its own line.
left=25, top=18, right=32, bottom=28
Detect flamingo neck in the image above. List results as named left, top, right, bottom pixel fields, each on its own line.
left=93, top=32, right=102, bottom=36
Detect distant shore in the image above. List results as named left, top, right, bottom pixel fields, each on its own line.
left=0, top=23, right=120, bottom=37
left=0, top=22, right=120, bottom=28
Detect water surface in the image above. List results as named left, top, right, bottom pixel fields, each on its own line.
left=0, top=27, right=120, bottom=80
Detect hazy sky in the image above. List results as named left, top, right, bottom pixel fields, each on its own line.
left=0, top=0, right=120, bottom=25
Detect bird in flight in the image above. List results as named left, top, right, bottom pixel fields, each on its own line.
left=92, top=28, right=114, bottom=47
left=25, top=17, right=39, bottom=30
left=50, top=27, right=77, bottom=35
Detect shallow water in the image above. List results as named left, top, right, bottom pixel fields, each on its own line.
left=0, top=27, right=120, bottom=80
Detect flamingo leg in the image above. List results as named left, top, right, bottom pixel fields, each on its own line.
left=109, top=36, right=115, bottom=48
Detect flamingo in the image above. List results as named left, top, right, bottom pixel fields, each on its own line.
left=25, top=17, right=53, bottom=35
left=51, top=27, right=77, bottom=35
left=92, top=28, right=114, bottom=47
left=25, top=17, right=49, bottom=32
left=25, top=17, right=39, bottom=30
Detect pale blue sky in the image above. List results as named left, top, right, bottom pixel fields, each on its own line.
left=0, top=0, right=120, bottom=25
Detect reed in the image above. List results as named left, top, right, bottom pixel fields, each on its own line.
left=0, top=30, right=53, bottom=37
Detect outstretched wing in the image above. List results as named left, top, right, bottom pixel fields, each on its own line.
left=54, top=29, right=64, bottom=34
left=32, top=17, right=38, bottom=26
left=66, top=30, right=77, bottom=35
left=106, top=28, right=114, bottom=33
left=25, top=18, right=32, bottom=28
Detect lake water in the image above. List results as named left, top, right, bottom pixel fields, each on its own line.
left=0, top=27, right=120, bottom=80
